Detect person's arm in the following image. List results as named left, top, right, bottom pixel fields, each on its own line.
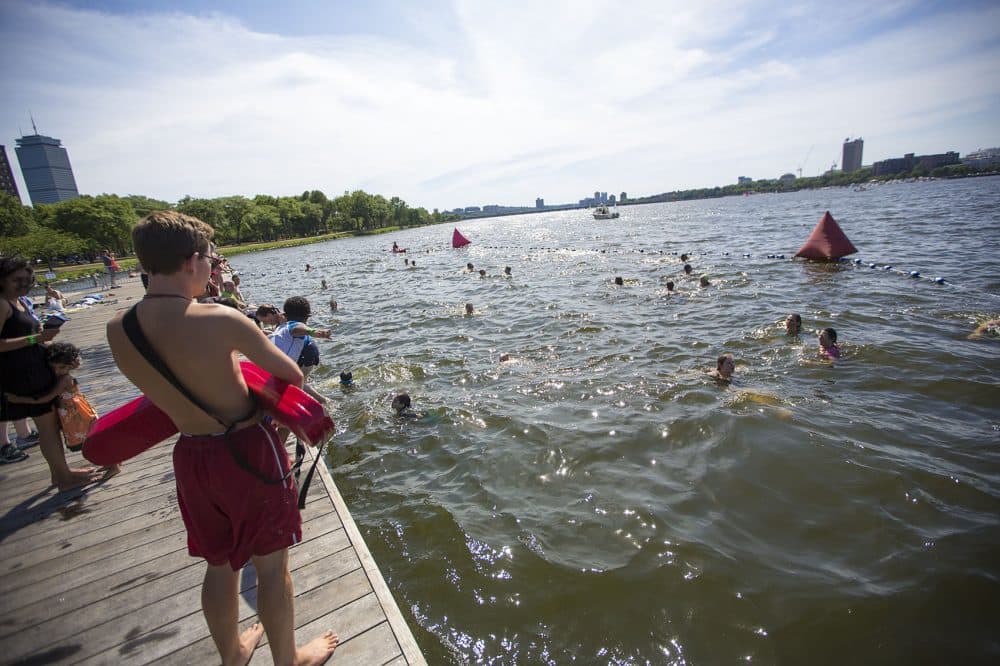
left=229, top=311, right=303, bottom=387
left=5, top=374, right=72, bottom=404
left=0, top=303, right=59, bottom=353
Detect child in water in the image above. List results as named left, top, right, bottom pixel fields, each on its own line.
left=391, top=393, right=423, bottom=420
left=819, top=327, right=841, bottom=359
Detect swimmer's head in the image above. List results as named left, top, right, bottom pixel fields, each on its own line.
left=699, top=275, right=710, bottom=287
left=479, top=269, right=486, bottom=277
left=339, top=370, right=353, bottom=386
left=504, top=266, right=512, bottom=275
left=467, top=262, right=474, bottom=271
left=683, top=264, right=693, bottom=275
left=391, top=393, right=411, bottom=414
left=329, top=299, right=338, bottom=311
left=819, top=327, right=837, bottom=347
left=614, top=276, right=624, bottom=286
left=465, top=303, right=474, bottom=315
left=499, top=353, right=511, bottom=362
left=666, top=281, right=675, bottom=291
left=717, top=353, right=735, bottom=378
left=681, top=253, right=689, bottom=262
left=785, top=313, right=802, bottom=335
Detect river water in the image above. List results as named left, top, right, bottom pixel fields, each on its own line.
left=232, top=176, right=1000, bottom=664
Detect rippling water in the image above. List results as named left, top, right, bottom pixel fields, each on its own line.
left=233, top=177, right=1000, bottom=664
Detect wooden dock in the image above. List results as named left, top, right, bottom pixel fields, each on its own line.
left=0, top=282, right=425, bottom=665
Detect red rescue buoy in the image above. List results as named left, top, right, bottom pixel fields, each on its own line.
left=795, top=211, right=857, bottom=260
left=82, top=361, right=334, bottom=466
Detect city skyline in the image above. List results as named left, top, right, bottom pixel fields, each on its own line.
left=1, top=1, right=998, bottom=211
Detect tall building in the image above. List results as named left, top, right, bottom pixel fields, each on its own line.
left=842, top=138, right=864, bottom=173
left=0, top=145, right=21, bottom=202
left=536, top=197, right=545, bottom=209
left=15, top=132, right=79, bottom=204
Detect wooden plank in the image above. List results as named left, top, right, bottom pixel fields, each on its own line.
left=1, top=508, right=343, bottom=643
left=248, top=594, right=392, bottom=666
left=4, top=520, right=350, bottom=663
left=80, top=556, right=375, bottom=664
left=335, top=622, right=406, bottom=666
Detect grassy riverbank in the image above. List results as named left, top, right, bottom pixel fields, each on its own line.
left=42, top=227, right=405, bottom=282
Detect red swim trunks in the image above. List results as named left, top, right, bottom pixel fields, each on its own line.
left=173, top=422, right=301, bottom=570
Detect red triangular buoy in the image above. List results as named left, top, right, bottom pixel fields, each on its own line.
left=452, top=228, right=471, bottom=248
left=795, top=211, right=857, bottom=260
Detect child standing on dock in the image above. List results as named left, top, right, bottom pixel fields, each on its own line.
left=106, top=211, right=338, bottom=666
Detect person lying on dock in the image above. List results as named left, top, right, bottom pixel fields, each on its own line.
left=107, top=211, right=338, bottom=666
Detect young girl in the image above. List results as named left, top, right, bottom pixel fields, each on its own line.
left=4, top=342, right=119, bottom=478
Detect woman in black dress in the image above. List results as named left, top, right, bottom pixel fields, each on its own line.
left=0, top=257, right=101, bottom=490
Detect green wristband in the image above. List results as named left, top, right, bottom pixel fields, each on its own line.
left=26, top=334, right=37, bottom=345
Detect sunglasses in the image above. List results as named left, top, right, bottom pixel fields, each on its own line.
left=199, top=251, right=224, bottom=270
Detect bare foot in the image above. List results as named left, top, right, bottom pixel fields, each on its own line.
left=100, top=464, right=122, bottom=481
left=295, top=631, right=339, bottom=666
left=224, top=622, right=264, bottom=666
left=54, top=467, right=104, bottom=492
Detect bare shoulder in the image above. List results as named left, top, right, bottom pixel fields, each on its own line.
left=106, top=310, right=125, bottom=336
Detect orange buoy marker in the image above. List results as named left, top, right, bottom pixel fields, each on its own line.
left=452, top=228, right=471, bottom=248
left=795, top=211, right=858, bottom=260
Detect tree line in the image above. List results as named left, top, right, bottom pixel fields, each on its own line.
left=628, top=161, right=997, bottom=206
left=0, top=189, right=456, bottom=267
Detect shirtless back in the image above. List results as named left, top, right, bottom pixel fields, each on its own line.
left=108, top=299, right=302, bottom=433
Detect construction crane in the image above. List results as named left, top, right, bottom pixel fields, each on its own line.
left=797, top=144, right=814, bottom=178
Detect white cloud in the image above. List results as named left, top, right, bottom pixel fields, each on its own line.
left=1, top=0, right=997, bottom=209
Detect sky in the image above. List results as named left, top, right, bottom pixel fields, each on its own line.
left=1, top=0, right=998, bottom=210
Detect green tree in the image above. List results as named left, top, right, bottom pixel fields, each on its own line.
left=0, top=224, right=86, bottom=269
left=122, top=195, right=172, bottom=218
left=44, top=195, right=138, bottom=255
left=0, top=192, right=33, bottom=237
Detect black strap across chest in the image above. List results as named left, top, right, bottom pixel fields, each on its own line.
left=122, top=304, right=303, bottom=487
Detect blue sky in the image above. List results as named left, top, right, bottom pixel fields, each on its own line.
left=1, top=0, right=998, bottom=210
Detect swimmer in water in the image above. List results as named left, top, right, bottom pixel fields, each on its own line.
left=666, top=280, right=675, bottom=292
left=785, top=313, right=802, bottom=336
left=479, top=269, right=486, bottom=278
left=467, top=262, right=474, bottom=272
left=329, top=299, right=338, bottom=311
left=708, top=353, right=736, bottom=382
left=969, top=319, right=1000, bottom=339
left=391, top=392, right=425, bottom=420
left=321, top=279, right=327, bottom=290
left=504, top=266, right=512, bottom=276
left=699, top=275, right=710, bottom=287
left=465, top=303, right=474, bottom=315
left=614, top=276, right=624, bottom=286
left=819, top=327, right=840, bottom=359
left=680, top=253, right=689, bottom=262
left=339, top=370, right=354, bottom=386
left=683, top=263, right=693, bottom=275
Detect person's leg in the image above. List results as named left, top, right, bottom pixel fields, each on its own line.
left=33, top=410, right=99, bottom=490
left=252, top=549, right=338, bottom=665
left=13, top=418, right=38, bottom=447
left=13, top=418, right=33, bottom=439
left=203, top=562, right=264, bottom=666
